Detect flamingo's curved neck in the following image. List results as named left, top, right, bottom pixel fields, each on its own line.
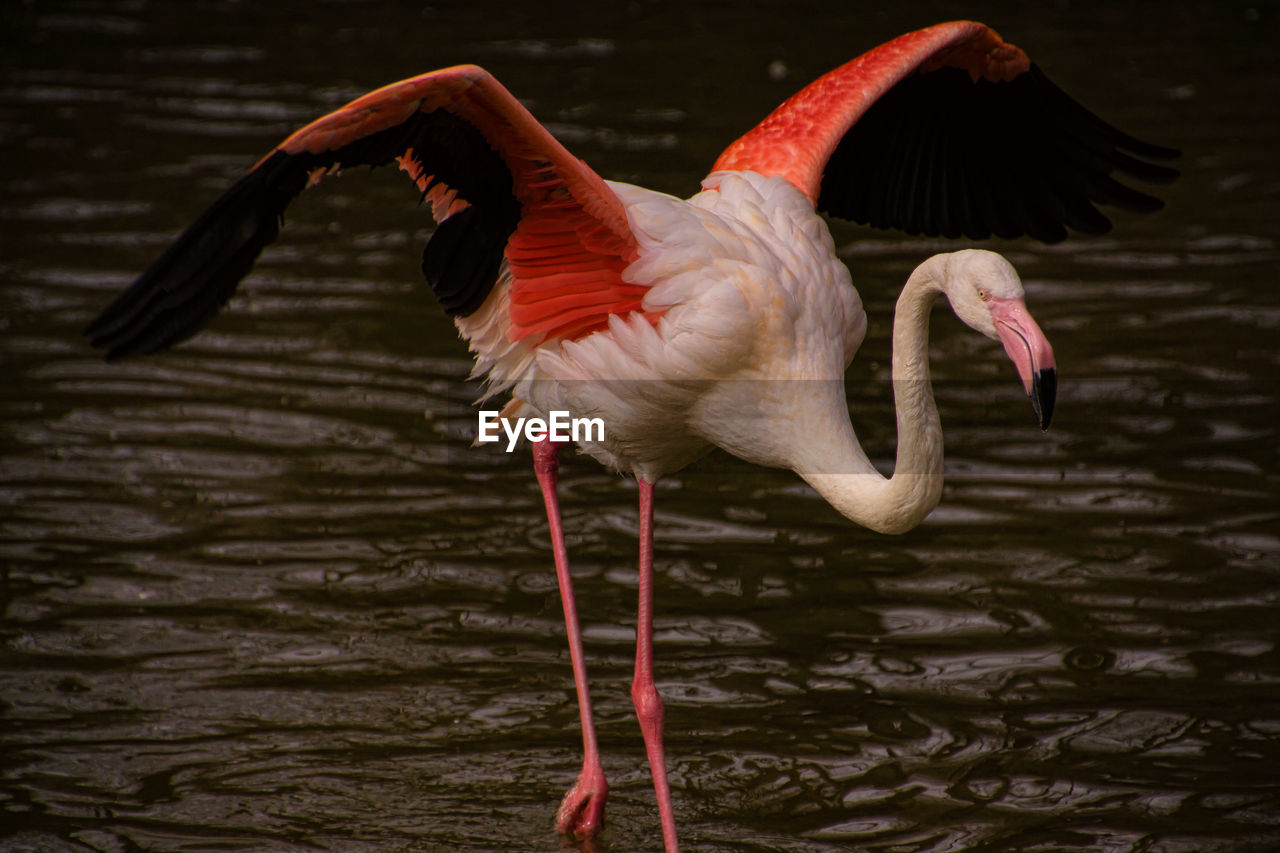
left=792, top=257, right=946, bottom=534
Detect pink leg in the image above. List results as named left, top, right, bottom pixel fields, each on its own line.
left=633, top=479, right=681, bottom=852
left=533, top=438, right=608, bottom=839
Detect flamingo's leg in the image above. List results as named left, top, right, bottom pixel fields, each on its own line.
left=533, top=437, right=608, bottom=839
left=633, top=479, right=680, bottom=852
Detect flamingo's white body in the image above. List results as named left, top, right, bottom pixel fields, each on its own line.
left=85, top=21, right=1175, bottom=851
left=469, top=172, right=861, bottom=481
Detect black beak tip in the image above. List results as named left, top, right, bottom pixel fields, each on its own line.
left=1031, top=367, right=1057, bottom=431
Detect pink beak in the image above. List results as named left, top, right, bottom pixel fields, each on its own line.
left=989, top=297, right=1057, bottom=430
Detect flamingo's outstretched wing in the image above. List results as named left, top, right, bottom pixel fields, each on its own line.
left=712, top=21, right=1179, bottom=243
left=85, top=65, right=643, bottom=360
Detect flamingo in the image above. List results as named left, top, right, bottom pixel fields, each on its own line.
left=84, top=20, right=1177, bottom=851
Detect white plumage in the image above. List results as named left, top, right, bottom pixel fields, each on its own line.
left=462, top=171, right=864, bottom=481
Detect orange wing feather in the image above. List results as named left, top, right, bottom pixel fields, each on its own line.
left=713, top=21, right=1028, bottom=205
left=85, top=65, right=654, bottom=359
left=277, top=66, right=647, bottom=344
left=713, top=21, right=1175, bottom=244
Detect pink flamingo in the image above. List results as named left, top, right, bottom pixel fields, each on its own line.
left=85, top=21, right=1176, bottom=851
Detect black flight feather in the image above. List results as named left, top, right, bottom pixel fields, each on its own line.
left=85, top=109, right=520, bottom=360
left=816, top=63, right=1179, bottom=244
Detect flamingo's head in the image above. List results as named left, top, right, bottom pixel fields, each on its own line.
left=942, top=250, right=1057, bottom=430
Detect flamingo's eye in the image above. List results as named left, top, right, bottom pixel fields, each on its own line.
left=978, top=288, right=989, bottom=301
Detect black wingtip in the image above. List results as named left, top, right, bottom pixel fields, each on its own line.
left=818, top=62, right=1180, bottom=244
left=82, top=151, right=308, bottom=360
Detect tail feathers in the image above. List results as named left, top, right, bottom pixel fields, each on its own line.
left=84, top=151, right=308, bottom=360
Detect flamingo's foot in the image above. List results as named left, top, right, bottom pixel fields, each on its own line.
left=556, top=768, right=608, bottom=840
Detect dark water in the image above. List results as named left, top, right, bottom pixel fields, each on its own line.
left=3, top=2, right=1278, bottom=851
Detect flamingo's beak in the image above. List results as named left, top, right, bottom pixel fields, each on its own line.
left=989, top=298, right=1056, bottom=430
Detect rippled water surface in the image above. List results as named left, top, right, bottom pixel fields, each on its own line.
left=3, top=2, right=1279, bottom=851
